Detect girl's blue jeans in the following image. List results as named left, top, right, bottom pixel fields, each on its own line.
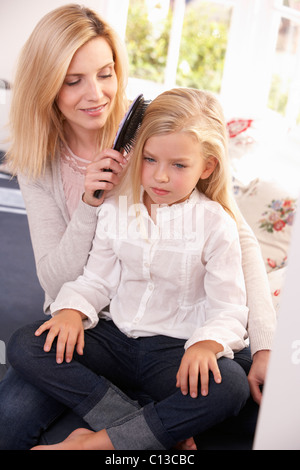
left=0, top=319, right=251, bottom=449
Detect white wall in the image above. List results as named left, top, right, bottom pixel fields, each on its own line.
left=0, top=0, right=129, bottom=149
left=0, top=0, right=128, bottom=84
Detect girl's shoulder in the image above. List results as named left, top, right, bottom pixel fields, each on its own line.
left=194, top=190, right=230, bottom=217
left=194, top=190, right=237, bottom=236
left=96, top=191, right=135, bottom=222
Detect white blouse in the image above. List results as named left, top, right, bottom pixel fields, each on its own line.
left=51, top=189, right=249, bottom=359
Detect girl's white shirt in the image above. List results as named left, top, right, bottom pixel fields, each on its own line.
left=18, top=153, right=276, bottom=356
left=51, top=189, right=249, bottom=359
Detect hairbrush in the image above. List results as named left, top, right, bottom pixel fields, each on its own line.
left=94, top=94, right=150, bottom=199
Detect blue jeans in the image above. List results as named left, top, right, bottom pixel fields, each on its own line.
left=1, top=319, right=251, bottom=449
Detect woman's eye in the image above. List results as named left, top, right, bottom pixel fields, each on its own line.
left=66, top=79, right=80, bottom=87
left=99, top=66, right=114, bottom=79
left=99, top=74, right=113, bottom=79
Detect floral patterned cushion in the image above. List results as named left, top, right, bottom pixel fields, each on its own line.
left=233, top=177, right=297, bottom=274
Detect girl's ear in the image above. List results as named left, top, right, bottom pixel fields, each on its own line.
left=200, top=156, right=218, bottom=180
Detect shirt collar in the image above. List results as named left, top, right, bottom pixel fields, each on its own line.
left=139, top=187, right=202, bottom=221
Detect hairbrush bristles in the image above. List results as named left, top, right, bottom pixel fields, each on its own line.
left=94, top=94, right=150, bottom=199
left=113, top=95, right=150, bottom=154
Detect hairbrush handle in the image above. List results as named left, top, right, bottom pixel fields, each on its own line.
left=93, top=169, right=112, bottom=199
left=93, top=94, right=147, bottom=199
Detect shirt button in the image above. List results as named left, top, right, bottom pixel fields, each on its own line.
left=148, top=284, right=154, bottom=291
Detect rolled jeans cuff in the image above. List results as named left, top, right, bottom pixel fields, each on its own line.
left=106, top=403, right=176, bottom=450
left=74, top=379, right=140, bottom=431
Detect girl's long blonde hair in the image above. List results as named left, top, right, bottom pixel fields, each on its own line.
left=125, top=87, right=239, bottom=222
left=6, top=4, right=128, bottom=178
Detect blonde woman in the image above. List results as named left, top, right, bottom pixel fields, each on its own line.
left=0, top=4, right=129, bottom=449
left=7, top=4, right=129, bottom=306
left=10, top=88, right=252, bottom=450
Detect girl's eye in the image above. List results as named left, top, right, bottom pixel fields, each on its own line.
left=174, top=163, right=186, bottom=169
left=144, top=156, right=156, bottom=163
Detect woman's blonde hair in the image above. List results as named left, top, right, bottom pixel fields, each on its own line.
left=125, top=87, right=238, bottom=221
left=6, top=3, right=128, bottom=178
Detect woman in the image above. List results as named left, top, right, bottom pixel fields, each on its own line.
left=1, top=4, right=129, bottom=450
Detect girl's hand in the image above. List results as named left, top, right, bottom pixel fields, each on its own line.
left=83, top=149, right=128, bottom=206
left=176, top=340, right=223, bottom=398
left=35, top=309, right=86, bottom=364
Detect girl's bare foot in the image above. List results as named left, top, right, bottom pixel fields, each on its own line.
left=175, top=437, right=197, bottom=450
left=31, top=428, right=115, bottom=450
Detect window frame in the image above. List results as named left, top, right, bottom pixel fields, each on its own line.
left=272, top=0, right=300, bottom=126
left=103, top=0, right=300, bottom=127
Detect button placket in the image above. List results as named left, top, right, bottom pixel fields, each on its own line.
left=131, top=242, right=156, bottom=327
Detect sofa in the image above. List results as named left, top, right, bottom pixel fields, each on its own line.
left=0, top=112, right=298, bottom=449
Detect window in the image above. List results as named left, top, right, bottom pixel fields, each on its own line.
left=123, top=0, right=300, bottom=129
left=125, top=0, right=234, bottom=96
left=176, top=1, right=233, bottom=92
left=271, top=0, right=300, bottom=126
left=125, top=0, right=172, bottom=84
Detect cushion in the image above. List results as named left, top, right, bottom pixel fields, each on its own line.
left=233, top=177, right=297, bottom=274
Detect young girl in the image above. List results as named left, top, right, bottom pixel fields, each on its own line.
left=9, top=88, right=250, bottom=450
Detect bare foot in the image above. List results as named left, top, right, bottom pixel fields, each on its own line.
left=175, top=437, right=197, bottom=450
left=31, top=428, right=114, bottom=450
